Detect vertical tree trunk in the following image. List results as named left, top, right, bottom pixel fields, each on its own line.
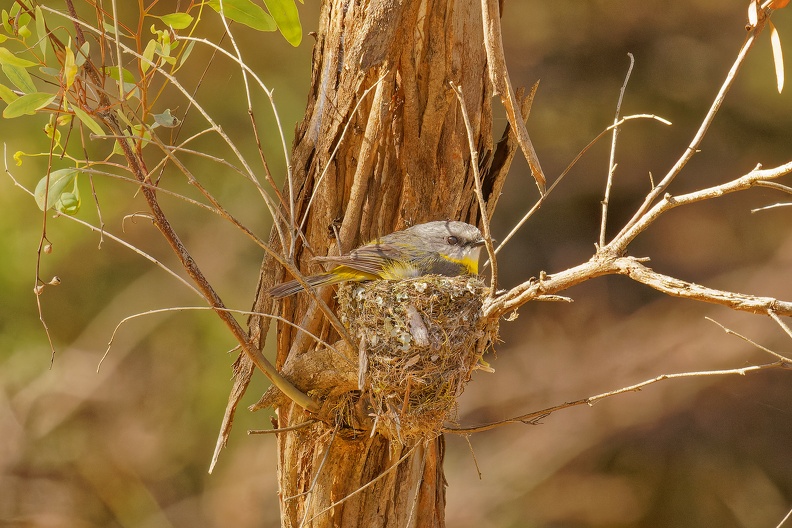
left=251, top=0, right=519, bottom=525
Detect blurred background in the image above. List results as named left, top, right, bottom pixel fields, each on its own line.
left=1, top=1, right=791, bottom=526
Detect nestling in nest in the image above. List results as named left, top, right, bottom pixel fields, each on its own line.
left=336, top=275, right=498, bottom=444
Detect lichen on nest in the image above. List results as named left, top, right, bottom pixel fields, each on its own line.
left=336, top=274, right=497, bottom=444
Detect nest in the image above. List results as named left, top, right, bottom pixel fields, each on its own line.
left=336, top=275, right=497, bottom=444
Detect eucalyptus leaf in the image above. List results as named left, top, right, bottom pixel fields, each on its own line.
left=0, top=47, right=37, bottom=68
left=35, top=6, right=46, bottom=58
left=0, top=82, right=17, bottom=103
left=2, top=91, right=54, bottom=118
left=207, top=0, right=276, bottom=32
left=39, top=66, right=59, bottom=77
left=71, top=104, right=105, bottom=136
left=34, top=168, right=80, bottom=211
left=107, top=66, right=135, bottom=83
left=75, top=41, right=90, bottom=67
left=2, top=10, right=11, bottom=34
left=178, top=40, right=195, bottom=67
left=263, top=0, right=302, bottom=46
left=160, top=13, right=194, bottom=30
left=2, top=63, right=36, bottom=93
left=152, top=109, right=179, bottom=128
left=141, top=39, right=156, bottom=73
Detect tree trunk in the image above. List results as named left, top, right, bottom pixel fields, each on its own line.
left=250, top=0, right=521, bottom=525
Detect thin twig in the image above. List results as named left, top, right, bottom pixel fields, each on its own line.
left=600, top=53, right=635, bottom=248
left=450, top=82, right=498, bottom=294
left=611, top=160, right=792, bottom=252
left=480, top=0, right=546, bottom=192
left=705, top=317, right=792, bottom=363
left=248, top=420, right=317, bottom=434
left=99, top=306, right=340, bottom=372
left=50, top=6, right=320, bottom=413
left=613, top=11, right=771, bottom=242
left=493, top=114, right=671, bottom=256
left=769, top=310, right=792, bottom=341
left=447, top=361, right=789, bottom=434
left=775, top=506, right=792, bottom=528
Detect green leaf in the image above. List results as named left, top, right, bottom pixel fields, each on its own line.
left=35, top=6, right=46, bottom=58
left=56, top=192, right=80, bottom=215
left=34, top=167, right=79, bottom=211
left=18, top=12, right=31, bottom=29
left=141, top=39, right=156, bottom=73
left=158, top=30, right=171, bottom=58
left=56, top=113, right=72, bottom=126
left=160, top=13, right=194, bottom=30
left=39, top=66, right=59, bottom=77
left=56, top=181, right=80, bottom=215
left=71, top=104, right=105, bottom=136
left=112, top=124, right=151, bottom=156
left=107, top=66, right=136, bottom=84
left=152, top=108, right=179, bottom=128
left=2, top=91, right=54, bottom=118
left=207, top=0, right=276, bottom=32
left=75, top=41, right=90, bottom=67
left=0, top=82, right=17, bottom=103
left=0, top=47, right=37, bottom=68
left=43, top=120, right=61, bottom=145
left=2, top=63, right=36, bottom=92
left=263, top=0, right=302, bottom=46
left=63, top=44, right=77, bottom=89
left=2, top=10, right=12, bottom=34
left=178, top=39, right=195, bottom=67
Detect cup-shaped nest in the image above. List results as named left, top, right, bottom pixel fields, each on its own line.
left=336, top=275, right=497, bottom=444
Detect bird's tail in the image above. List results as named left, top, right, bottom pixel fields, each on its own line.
left=268, top=272, right=345, bottom=299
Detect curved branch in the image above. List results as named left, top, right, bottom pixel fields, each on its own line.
left=612, top=160, right=792, bottom=252
left=446, top=361, right=790, bottom=434
left=613, top=8, right=772, bottom=242
left=480, top=0, right=545, bottom=193
left=614, top=257, right=792, bottom=317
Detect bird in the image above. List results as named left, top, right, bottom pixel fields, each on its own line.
left=268, top=220, right=485, bottom=298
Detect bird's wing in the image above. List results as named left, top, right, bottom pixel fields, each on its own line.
left=312, top=243, right=405, bottom=277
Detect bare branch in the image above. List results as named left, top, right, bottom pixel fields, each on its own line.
left=450, top=82, right=498, bottom=294
left=480, top=0, right=545, bottom=193
left=600, top=53, right=635, bottom=248
left=613, top=257, right=792, bottom=317
left=494, top=114, right=670, bottom=257
left=769, top=310, right=792, bottom=341
left=614, top=9, right=772, bottom=242
left=612, top=160, right=792, bottom=252
left=485, top=252, right=792, bottom=321
left=705, top=317, right=792, bottom=363
left=446, top=361, right=789, bottom=434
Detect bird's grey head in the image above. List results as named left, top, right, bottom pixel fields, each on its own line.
left=407, top=220, right=485, bottom=262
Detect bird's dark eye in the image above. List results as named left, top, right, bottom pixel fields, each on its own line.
left=446, top=236, right=459, bottom=245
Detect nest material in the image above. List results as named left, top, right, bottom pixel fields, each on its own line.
left=336, top=275, right=497, bottom=443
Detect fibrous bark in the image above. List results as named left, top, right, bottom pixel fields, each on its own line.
left=244, top=0, right=526, bottom=525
